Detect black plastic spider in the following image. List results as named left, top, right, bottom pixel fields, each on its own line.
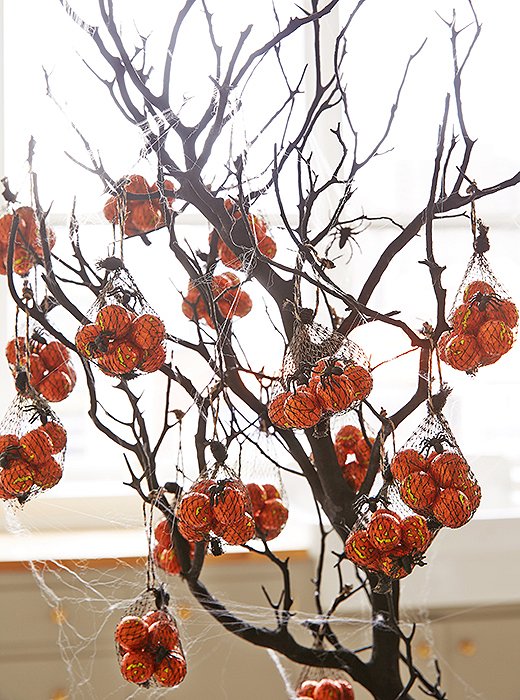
left=390, top=550, right=427, bottom=576
left=310, top=356, right=345, bottom=387
left=20, top=402, right=54, bottom=426
left=468, top=290, right=501, bottom=312
left=206, top=479, right=233, bottom=508
left=209, top=536, right=224, bottom=556
left=0, top=445, right=22, bottom=469
left=420, top=433, right=454, bottom=457
left=353, top=492, right=390, bottom=516
left=106, top=286, right=141, bottom=312
left=86, top=333, right=110, bottom=356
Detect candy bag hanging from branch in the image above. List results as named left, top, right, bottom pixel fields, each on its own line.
left=344, top=504, right=433, bottom=581
left=103, top=174, right=175, bottom=238
left=0, top=390, right=67, bottom=503
left=6, top=324, right=76, bottom=402
left=294, top=643, right=355, bottom=699
left=236, top=433, right=289, bottom=542
left=343, top=434, right=433, bottom=581
left=176, top=448, right=255, bottom=550
left=75, top=259, right=167, bottom=377
left=388, top=398, right=481, bottom=530
left=439, top=216, right=518, bottom=373
left=153, top=515, right=195, bottom=576
left=181, top=271, right=253, bottom=327
left=114, top=585, right=187, bottom=688
left=333, top=420, right=376, bottom=493
left=209, top=197, right=277, bottom=272
left=268, top=309, right=373, bottom=431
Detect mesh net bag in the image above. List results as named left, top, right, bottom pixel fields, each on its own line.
left=439, top=222, right=518, bottom=374
left=388, top=408, right=481, bottom=529
left=6, top=325, right=76, bottom=402
left=0, top=391, right=67, bottom=503
left=344, top=502, right=433, bottom=581
left=332, top=420, right=376, bottom=494
left=0, top=205, right=57, bottom=277
left=294, top=652, right=354, bottom=699
left=234, top=433, right=289, bottom=542
left=268, top=315, right=373, bottom=431
left=114, top=585, right=187, bottom=688
left=175, top=460, right=255, bottom=550
left=75, top=261, right=167, bottom=377
left=209, top=198, right=277, bottom=272
left=153, top=515, right=195, bottom=577
left=181, top=271, right=253, bottom=328
left=103, top=174, right=175, bottom=238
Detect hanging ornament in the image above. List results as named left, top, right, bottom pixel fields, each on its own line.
left=115, top=586, right=187, bottom=688
left=181, top=271, right=253, bottom=327
left=176, top=447, right=255, bottom=549
left=0, top=205, right=56, bottom=276
left=236, top=432, right=289, bottom=542
left=209, top=197, right=277, bottom=271
left=103, top=174, right=175, bottom=238
left=388, top=399, right=481, bottom=529
left=75, top=260, right=167, bottom=377
left=0, top=391, right=66, bottom=502
left=439, top=202, right=517, bottom=374
left=6, top=327, right=76, bottom=402
left=294, top=641, right=355, bottom=699
left=268, top=309, right=372, bottom=431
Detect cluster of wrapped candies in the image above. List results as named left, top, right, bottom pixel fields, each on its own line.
left=153, top=518, right=194, bottom=576
left=245, top=482, right=288, bottom=541
left=0, top=421, right=66, bottom=500
left=268, top=358, right=373, bottom=430
left=103, top=174, right=175, bottom=237
left=344, top=510, right=431, bottom=580
left=75, top=304, right=166, bottom=376
left=0, top=206, right=56, bottom=276
left=391, top=448, right=481, bottom=528
left=6, top=337, right=76, bottom=402
left=296, top=677, right=354, bottom=699
left=209, top=198, right=276, bottom=270
left=182, top=272, right=252, bottom=327
left=439, top=280, right=518, bottom=372
left=333, top=425, right=374, bottom=492
left=115, top=609, right=186, bottom=687
left=176, top=476, right=255, bottom=546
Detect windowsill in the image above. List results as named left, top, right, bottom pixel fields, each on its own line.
left=0, top=520, right=312, bottom=571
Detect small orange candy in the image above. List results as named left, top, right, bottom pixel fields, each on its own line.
left=432, top=488, right=473, bottom=528
left=367, top=511, right=402, bottom=552
left=0, top=459, right=35, bottom=495
left=344, top=529, right=380, bottom=568
left=400, top=514, right=431, bottom=552
left=129, top=314, right=165, bottom=350
left=390, top=449, right=427, bottom=482
left=115, top=616, right=149, bottom=652
left=20, top=429, right=53, bottom=463
left=154, top=650, right=187, bottom=687
left=400, top=471, right=439, bottom=514
left=38, top=422, right=67, bottom=454
left=178, top=492, right=213, bottom=532
left=96, top=304, right=132, bottom=339
left=342, top=364, right=373, bottom=402
left=120, top=650, right=155, bottom=684
left=220, top=511, right=256, bottom=545
left=477, top=320, right=514, bottom=357
left=284, top=388, right=322, bottom=428
left=445, top=333, right=481, bottom=371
